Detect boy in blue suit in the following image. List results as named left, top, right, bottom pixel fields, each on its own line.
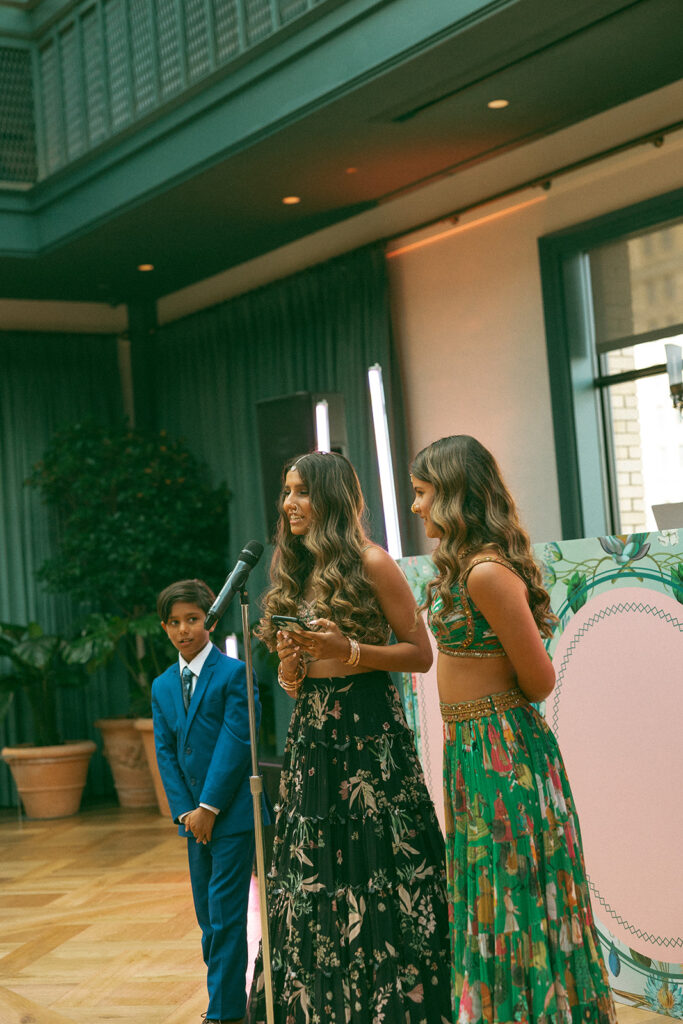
left=152, top=578, right=263, bottom=1024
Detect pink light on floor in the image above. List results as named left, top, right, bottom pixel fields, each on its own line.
left=246, top=873, right=262, bottom=990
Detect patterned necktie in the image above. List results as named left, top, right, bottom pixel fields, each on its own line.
left=181, top=666, right=193, bottom=711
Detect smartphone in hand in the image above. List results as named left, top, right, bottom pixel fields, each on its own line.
left=271, top=614, right=314, bottom=633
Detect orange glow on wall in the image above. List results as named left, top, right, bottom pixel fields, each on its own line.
left=386, top=195, right=547, bottom=258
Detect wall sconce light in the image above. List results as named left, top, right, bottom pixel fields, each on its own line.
left=665, top=343, right=683, bottom=412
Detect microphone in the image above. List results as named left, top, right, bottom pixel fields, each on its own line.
left=204, top=540, right=264, bottom=629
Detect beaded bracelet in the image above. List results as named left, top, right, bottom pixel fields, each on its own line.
left=343, top=637, right=361, bottom=667
left=277, top=659, right=305, bottom=695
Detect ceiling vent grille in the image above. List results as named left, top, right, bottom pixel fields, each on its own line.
left=0, top=46, right=37, bottom=184
left=6, top=0, right=324, bottom=181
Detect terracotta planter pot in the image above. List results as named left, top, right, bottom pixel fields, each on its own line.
left=94, top=718, right=157, bottom=808
left=133, top=717, right=171, bottom=818
left=1, top=740, right=96, bottom=819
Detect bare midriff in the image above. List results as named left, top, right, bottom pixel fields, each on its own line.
left=436, top=650, right=518, bottom=705
left=305, top=656, right=371, bottom=679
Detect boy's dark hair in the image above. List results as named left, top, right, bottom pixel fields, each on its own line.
left=157, top=579, right=216, bottom=622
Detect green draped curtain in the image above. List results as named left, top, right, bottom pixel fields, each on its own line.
left=0, top=332, right=126, bottom=805
left=151, top=243, right=412, bottom=619
left=0, top=243, right=412, bottom=794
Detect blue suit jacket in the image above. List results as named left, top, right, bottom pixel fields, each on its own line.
left=151, top=643, right=267, bottom=837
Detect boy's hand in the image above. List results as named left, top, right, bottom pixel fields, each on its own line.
left=184, top=806, right=217, bottom=844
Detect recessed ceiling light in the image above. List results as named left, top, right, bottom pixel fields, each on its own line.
left=282, top=195, right=301, bottom=205
left=137, top=263, right=154, bottom=272
left=488, top=99, right=509, bottom=109
left=346, top=167, right=358, bottom=175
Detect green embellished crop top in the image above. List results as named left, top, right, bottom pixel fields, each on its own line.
left=428, top=556, right=524, bottom=659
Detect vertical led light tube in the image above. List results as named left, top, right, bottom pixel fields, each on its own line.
left=368, top=363, right=403, bottom=559
left=224, top=634, right=239, bottom=659
left=315, top=399, right=331, bottom=452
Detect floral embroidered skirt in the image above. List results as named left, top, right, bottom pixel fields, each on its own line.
left=246, top=670, right=452, bottom=1024
left=444, top=701, right=617, bottom=1024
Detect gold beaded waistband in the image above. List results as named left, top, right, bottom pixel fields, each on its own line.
left=436, top=643, right=507, bottom=658
left=440, top=687, right=529, bottom=723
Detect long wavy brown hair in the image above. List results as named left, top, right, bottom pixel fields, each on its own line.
left=410, top=435, right=556, bottom=638
left=257, top=452, right=389, bottom=649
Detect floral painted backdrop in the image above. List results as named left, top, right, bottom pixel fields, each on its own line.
left=398, top=529, right=683, bottom=1020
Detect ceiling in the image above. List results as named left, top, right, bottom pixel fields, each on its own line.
left=1, top=0, right=682, bottom=306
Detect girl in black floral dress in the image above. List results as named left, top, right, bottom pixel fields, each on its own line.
left=246, top=451, right=451, bottom=1024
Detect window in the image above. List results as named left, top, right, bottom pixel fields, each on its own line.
left=589, top=220, right=683, bottom=532
left=598, top=338, right=683, bottom=532
left=539, top=187, right=683, bottom=538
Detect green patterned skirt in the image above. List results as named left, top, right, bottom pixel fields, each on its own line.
left=247, top=670, right=452, bottom=1024
left=443, top=694, right=617, bottom=1024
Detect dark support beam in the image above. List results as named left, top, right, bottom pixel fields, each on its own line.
left=128, top=300, right=158, bottom=430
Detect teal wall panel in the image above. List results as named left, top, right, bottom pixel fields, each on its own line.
left=0, top=195, right=38, bottom=252
left=1, top=0, right=510, bottom=255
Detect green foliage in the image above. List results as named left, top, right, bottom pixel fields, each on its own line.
left=67, top=611, right=172, bottom=717
left=28, top=421, right=230, bottom=614
left=629, top=948, right=652, bottom=969
left=671, top=564, right=683, bottom=604
left=565, top=571, right=588, bottom=613
left=27, top=421, right=230, bottom=713
left=0, top=622, right=88, bottom=747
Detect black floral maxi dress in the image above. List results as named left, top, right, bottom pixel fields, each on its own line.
left=246, top=670, right=452, bottom=1024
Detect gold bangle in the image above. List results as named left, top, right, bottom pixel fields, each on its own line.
left=278, top=659, right=305, bottom=695
left=343, top=637, right=361, bottom=667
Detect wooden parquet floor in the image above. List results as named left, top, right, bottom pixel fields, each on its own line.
left=0, top=805, right=668, bottom=1024
left=0, top=804, right=261, bottom=1024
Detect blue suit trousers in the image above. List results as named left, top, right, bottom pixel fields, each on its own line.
left=187, top=829, right=255, bottom=1020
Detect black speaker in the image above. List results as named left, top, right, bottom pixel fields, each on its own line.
left=255, top=392, right=347, bottom=539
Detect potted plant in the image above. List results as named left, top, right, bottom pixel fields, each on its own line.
left=26, top=421, right=230, bottom=812
left=68, top=610, right=173, bottom=812
left=0, top=622, right=96, bottom=819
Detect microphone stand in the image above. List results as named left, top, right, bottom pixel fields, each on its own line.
left=240, top=586, right=275, bottom=1024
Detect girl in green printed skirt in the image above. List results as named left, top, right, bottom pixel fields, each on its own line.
left=410, top=435, right=617, bottom=1024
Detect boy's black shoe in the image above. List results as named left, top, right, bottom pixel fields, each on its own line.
left=202, top=1017, right=245, bottom=1023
